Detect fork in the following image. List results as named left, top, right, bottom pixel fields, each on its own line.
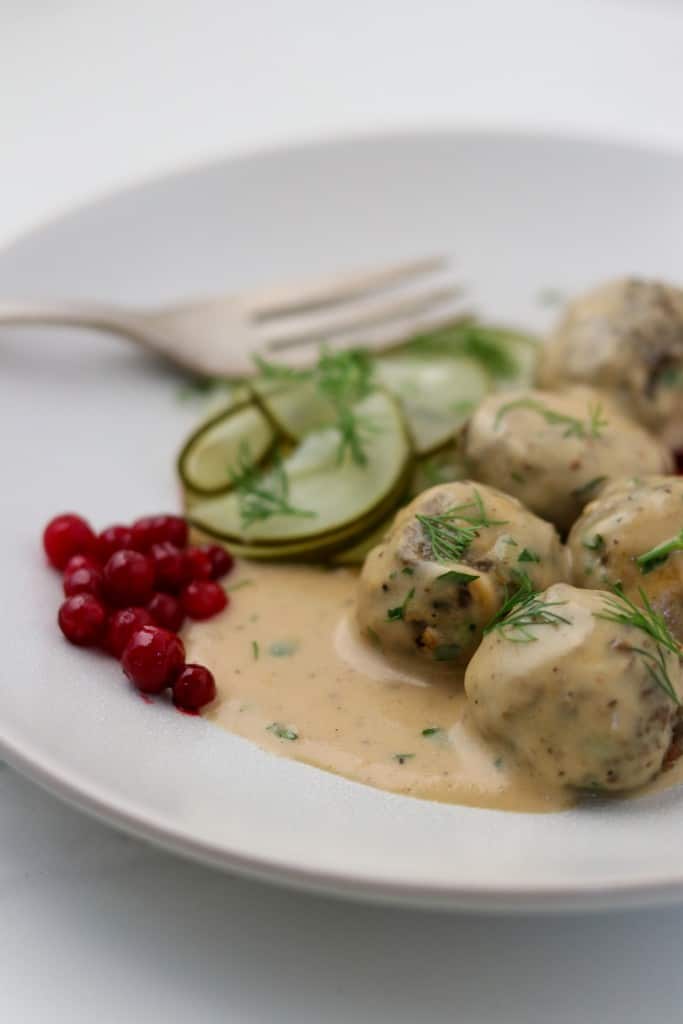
left=0, top=257, right=464, bottom=377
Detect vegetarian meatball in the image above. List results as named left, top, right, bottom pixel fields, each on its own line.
left=465, top=583, right=682, bottom=792
left=538, top=277, right=683, bottom=448
left=463, top=386, right=672, bottom=532
left=568, top=475, right=683, bottom=642
left=356, top=481, right=567, bottom=668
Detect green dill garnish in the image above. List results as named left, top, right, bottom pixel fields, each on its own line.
left=595, top=586, right=681, bottom=704
left=582, top=534, right=604, bottom=552
left=401, top=566, right=414, bottom=576
left=433, top=643, right=461, bottom=661
left=421, top=727, right=443, bottom=737
left=252, top=356, right=311, bottom=381
left=416, top=490, right=507, bottom=563
left=230, top=444, right=315, bottom=529
left=393, top=753, right=415, bottom=764
left=225, top=579, right=253, bottom=592
left=268, top=640, right=299, bottom=657
left=315, top=347, right=376, bottom=466
left=518, top=548, right=540, bottom=563
left=251, top=640, right=260, bottom=660
left=571, top=476, right=607, bottom=501
left=484, top=573, right=570, bottom=642
left=437, top=570, right=480, bottom=585
left=386, top=587, right=415, bottom=622
left=495, top=398, right=607, bottom=439
left=635, top=529, right=683, bottom=574
left=267, top=722, right=299, bottom=741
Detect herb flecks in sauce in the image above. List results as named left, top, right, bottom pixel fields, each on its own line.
left=268, top=640, right=300, bottom=657
left=267, top=722, right=299, bottom=741
left=393, top=753, right=415, bottom=764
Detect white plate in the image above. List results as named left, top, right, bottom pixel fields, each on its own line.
left=3, top=130, right=683, bottom=913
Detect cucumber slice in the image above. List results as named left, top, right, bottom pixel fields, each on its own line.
left=178, top=400, right=275, bottom=496
left=188, top=391, right=411, bottom=550
left=251, top=376, right=336, bottom=440
left=374, top=354, right=488, bottom=456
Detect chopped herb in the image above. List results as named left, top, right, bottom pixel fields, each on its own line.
left=393, top=753, right=415, bottom=764
left=510, top=471, right=526, bottom=484
left=251, top=640, right=260, bottom=660
left=433, top=643, right=461, bottom=661
left=437, top=569, right=480, bottom=585
left=230, top=444, right=315, bottom=529
left=582, top=534, right=604, bottom=552
left=493, top=756, right=504, bottom=770
left=401, top=566, right=415, bottom=576
left=421, top=727, right=443, bottom=737
left=268, top=640, right=299, bottom=657
left=416, top=490, right=508, bottom=563
left=484, top=573, right=570, bottom=643
left=267, top=722, right=299, bottom=741
left=595, top=586, right=681, bottom=704
left=635, top=529, right=683, bottom=574
left=495, top=398, right=607, bottom=439
left=315, top=347, right=376, bottom=466
left=225, top=578, right=253, bottom=592
left=571, top=476, right=607, bottom=501
left=518, top=548, right=540, bottom=563
left=387, top=587, right=415, bottom=622
left=253, top=355, right=311, bottom=381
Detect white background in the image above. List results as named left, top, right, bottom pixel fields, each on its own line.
left=3, top=1, right=683, bottom=1020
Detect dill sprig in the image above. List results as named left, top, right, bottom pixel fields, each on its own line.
left=406, top=321, right=521, bottom=377
left=495, top=397, right=607, bottom=439
left=636, top=529, right=683, bottom=575
left=595, top=586, right=681, bottom=704
left=483, top=572, right=570, bottom=642
left=230, top=443, right=315, bottom=529
left=416, top=490, right=508, bottom=563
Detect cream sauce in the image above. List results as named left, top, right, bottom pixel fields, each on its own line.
left=185, top=562, right=683, bottom=813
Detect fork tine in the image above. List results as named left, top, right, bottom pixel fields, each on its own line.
left=260, top=284, right=463, bottom=351
left=244, top=256, right=447, bottom=320
left=259, top=309, right=472, bottom=369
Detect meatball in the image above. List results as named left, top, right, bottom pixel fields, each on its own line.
left=356, top=481, right=567, bottom=668
left=568, top=475, right=683, bottom=642
left=538, top=277, right=683, bottom=448
left=465, top=583, right=682, bottom=792
left=463, top=386, right=672, bottom=532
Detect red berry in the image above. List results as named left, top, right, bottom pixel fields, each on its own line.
left=181, top=580, right=228, bottom=620
left=173, top=664, right=216, bottom=711
left=121, top=625, right=185, bottom=693
left=103, top=549, right=156, bottom=607
left=131, top=514, right=188, bottom=551
left=149, top=542, right=187, bottom=592
left=43, top=514, right=97, bottom=570
left=58, top=594, right=107, bottom=646
left=147, top=592, right=185, bottom=632
left=63, top=564, right=104, bottom=599
left=64, top=553, right=101, bottom=574
left=184, top=546, right=213, bottom=581
left=104, top=607, right=154, bottom=658
left=200, top=544, right=234, bottom=580
left=98, top=524, right=134, bottom=561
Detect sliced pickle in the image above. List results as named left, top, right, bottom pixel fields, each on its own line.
left=178, top=400, right=275, bottom=496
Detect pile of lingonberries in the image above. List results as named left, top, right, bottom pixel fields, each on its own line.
left=43, top=512, right=232, bottom=713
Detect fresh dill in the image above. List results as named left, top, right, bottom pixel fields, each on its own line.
left=416, top=490, right=507, bottom=563
left=517, top=548, right=540, bottom=563
left=252, top=640, right=260, bottom=660
left=230, top=444, right=315, bottom=529
left=483, top=573, right=570, bottom=642
left=636, top=529, right=683, bottom=574
left=495, top=398, right=607, bottom=439
left=421, top=727, right=442, bottom=737
left=386, top=587, right=415, bottom=622
left=252, top=356, right=311, bottom=381
left=267, top=722, right=299, bottom=741
left=407, top=321, right=521, bottom=378
left=437, top=569, right=480, bottom=585
left=582, top=534, right=604, bottom=552
left=595, top=586, right=681, bottom=704
left=571, top=476, right=607, bottom=501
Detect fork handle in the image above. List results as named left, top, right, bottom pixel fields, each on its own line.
left=0, top=300, right=135, bottom=337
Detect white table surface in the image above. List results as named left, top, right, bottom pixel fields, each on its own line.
left=3, top=1, right=683, bottom=1020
